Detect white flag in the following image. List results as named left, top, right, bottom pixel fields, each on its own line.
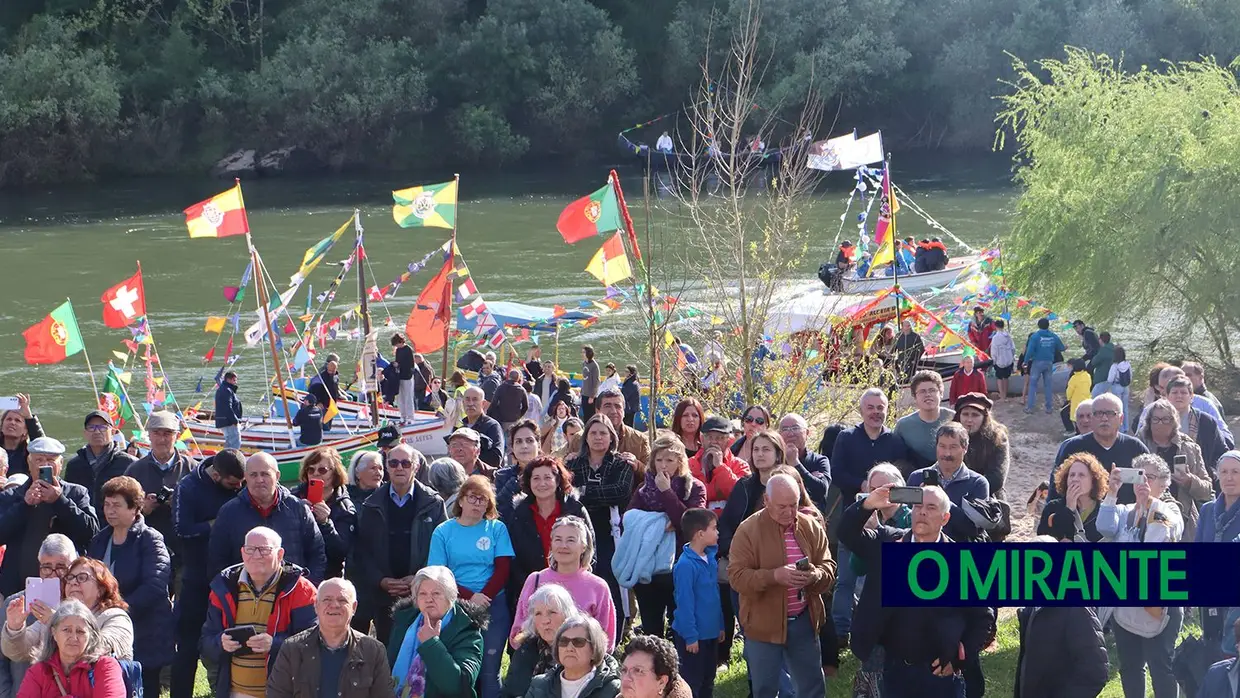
left=807, top=130, right=885, bottom=171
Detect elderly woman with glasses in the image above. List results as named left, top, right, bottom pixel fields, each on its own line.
left=59, top=559, right=133, bottom=660
left=525, top=616, right=620, bottom=698
left=291, top=448, right=358, bottom=580
left=1097, top=454, right=1184, bottom=698
left=428, top=476, right=514, bottom=698
left=1138, top=398, right=1212, bottom=540
left=502, top=584, right=581, bottom=698
left=1, top=534, right=77, bottom=691
left=15, top=600, right=125, bottom=698
left=388, top=565, right=486, bottom=698
left=619, top=635, right=691, bottom=698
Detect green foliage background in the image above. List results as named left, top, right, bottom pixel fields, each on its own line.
left=3, top=0, right=1240, bottom=185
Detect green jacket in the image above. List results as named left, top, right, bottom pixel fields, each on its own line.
left=500, top=637, right=551, bottom=698
left=1089, top=342, right=1115, bottom=386
left=524, top=654, right=622, bottom=698
left=387, top=600, right=486, bottom=698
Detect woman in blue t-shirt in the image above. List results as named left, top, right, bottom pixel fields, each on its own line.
left=429, top=474, right=516, bottom=698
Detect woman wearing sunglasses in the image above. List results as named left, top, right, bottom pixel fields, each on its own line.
left=428, top=476, right=515, bottom=698
left=728, top=405, right=771, bottom=465
left=291, top=447, right=358, bottom=580
left=525, top=616, right=620, bottom=698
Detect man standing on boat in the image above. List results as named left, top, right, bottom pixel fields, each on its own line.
left=214, top=371, right=243, bottom=450
left=392, top=333, right=416, bottom=425
left=309, top=359, right=342, bottom=431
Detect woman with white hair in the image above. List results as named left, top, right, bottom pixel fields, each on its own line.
left=15, top=600, right=125, bottom=698
left=388, top=565, right=486, bottom=698
left=510, top=516, right=617, bottom=651
left=501, top=584, right=581, bottom=698
left=525, top=616, right=620, bottom=698
left=428, top=458, right=468, bottom=512
left=347, top=451, right=385, bottom=504
left=1137, top=398, right=1212, bottom=540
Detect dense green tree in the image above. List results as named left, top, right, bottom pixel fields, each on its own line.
left=997, top=49, right=1240, bottom=369
left=0, top=17, right=121, bottom=185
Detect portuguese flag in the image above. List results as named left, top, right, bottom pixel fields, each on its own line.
left=557, top=182, right=622, bottom=244
left=23, top=301, right=85, bottom=365
left=99, top=363, right=135, bottom=426
left=393, top=179, right=458, bottom=229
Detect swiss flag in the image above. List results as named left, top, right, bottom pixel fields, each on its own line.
left=101, top=270, right=146, bottom=328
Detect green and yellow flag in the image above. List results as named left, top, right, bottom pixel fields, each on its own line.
left=291, top=218, right=351, bottom=283
left=393, top=180, right=457, bottom=229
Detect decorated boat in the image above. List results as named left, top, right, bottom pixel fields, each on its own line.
left=837, top=254, right=982, bottom=294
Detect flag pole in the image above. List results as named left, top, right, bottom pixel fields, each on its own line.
left=887, top=156, right=902, bottom=335
left=354, top=211, right=379, bottom=427
left=132, top=261, right=201, bottom=450
left=441, top=173, right=460, bottom=381
left=109, top=362, right=149, bottom=435
left=68, top=298, right=101, bottom=406
left=237, top=181, right=297, bottom=447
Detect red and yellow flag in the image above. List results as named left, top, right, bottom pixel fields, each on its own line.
left=184, top=185, right=250, bottom=239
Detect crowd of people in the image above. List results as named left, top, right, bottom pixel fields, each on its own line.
left=0, top=316, right=1234, bottom=698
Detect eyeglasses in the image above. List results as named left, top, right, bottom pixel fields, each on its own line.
left=307, top=465, right=333, bottom=476
left=778, top=425, right=803, bottom=433
left=915, top=388, right=940, bottom=397
left=64, top=572, right=94, bottom=585
left=243, top=545, right=275, bottom=557
left=464, top=494, right=487, bottom=505
left=1093, top=410, right=1120, bottom=419
left=1150, top=416, right=1176, bottom=425
left=557, top=636, right=590, bottom=648
left=619, top=666, right=653, bottom=679
left=743, top=415, right=766, bottom=425
left=85, top=425, right=110, bottom=433
left=39, top=564, right=70, bottom=576
left=388, top=459, right=414, bottom=469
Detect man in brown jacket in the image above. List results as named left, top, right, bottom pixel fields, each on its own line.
left=267, top=578, right=395, bottom=698
left=729, top=473, right=836, bottom=698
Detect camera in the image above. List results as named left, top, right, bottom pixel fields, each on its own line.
left=155, top=485, right=175, bottom=504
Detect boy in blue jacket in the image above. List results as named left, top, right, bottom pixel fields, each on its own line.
left=671, top=508, right=724, bottom=698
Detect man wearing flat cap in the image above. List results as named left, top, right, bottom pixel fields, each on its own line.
left=0, top=436, right=99, bottom=596
left=63, top=410, right=137, bottom=511
left=446, top=427, right=495, bottom=480
left=127, top=410, right=197, bottom=578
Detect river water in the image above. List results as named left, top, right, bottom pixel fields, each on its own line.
left=0, top=155, right=1016, bottom=439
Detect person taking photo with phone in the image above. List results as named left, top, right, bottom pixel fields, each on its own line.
left=0, top=437, right=98, bottom=598
left=1137, top=398, right=1212, bottom=539
left=840, top=483, right=992, bottom=698
left=290, top=448, right=357, bottom=581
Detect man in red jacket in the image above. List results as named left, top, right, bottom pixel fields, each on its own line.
left=688, top=416, right=750, bottom=512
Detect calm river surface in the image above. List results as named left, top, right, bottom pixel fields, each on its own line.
left=0, top=155, right=1016, bottom=438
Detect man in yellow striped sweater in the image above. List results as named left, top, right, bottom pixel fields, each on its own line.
left=202, top=526, right=318, bottom=698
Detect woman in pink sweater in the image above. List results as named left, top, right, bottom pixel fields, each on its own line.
left=18, top=600, right=125, bottom=698
left=510, top=515, right=617, bottom=650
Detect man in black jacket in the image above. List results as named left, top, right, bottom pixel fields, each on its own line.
left=840, top=483, right=992, bottom=698
left=0, top=437, right=99, bottom=596
left=352, top=443, right=446, bottom=642
left=1013, top=538, right=1108, bottom=698
left=63, top=410, right=137, bottom=511
left=461, top=386, right=505, bottom=467
left=214, top=371, right=243, bottom=449
left=126, top=410, right=196, bottom=579
left=488, top=369, right=529, bottom=434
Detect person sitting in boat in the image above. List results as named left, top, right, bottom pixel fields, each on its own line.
left=293, top=394, right=324, bottom=447
left=925, top=237, right=949, bottom=271
left=836, top=241, right=857, bottom=268
left=656, top=131, right=674, bottom=153
left=895, top=240, right=915, bottom=275
left=855, top=252, right=872, bottom=278
left=913, top=239, right=931, bottom=273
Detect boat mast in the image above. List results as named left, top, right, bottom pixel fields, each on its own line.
left=441, top=173, right=460, bottom=381
left=250, top=244, right=296, bottom=447
left=354, top=210, right=379, bottom=427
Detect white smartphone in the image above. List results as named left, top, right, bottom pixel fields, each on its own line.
left=1116, top=467, right=1146, bottom=485
left=25, top=577, right=60, bottom=611
left=0, top=397, right=19, bottom=412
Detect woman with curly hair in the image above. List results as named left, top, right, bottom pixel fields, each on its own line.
left=1038, top=452, right=1109, bottom=542
left=951, top=393, right=1010, bottom=500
